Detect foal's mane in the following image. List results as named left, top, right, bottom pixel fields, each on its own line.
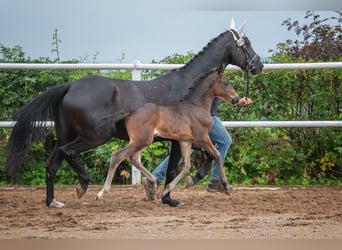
left=182, top=68, right=218, bottom=101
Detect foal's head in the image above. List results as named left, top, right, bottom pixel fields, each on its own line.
left=211, top=72, right=238, bottom=103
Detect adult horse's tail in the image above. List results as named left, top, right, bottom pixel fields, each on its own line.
left=5, top=84, right=71, bottom=177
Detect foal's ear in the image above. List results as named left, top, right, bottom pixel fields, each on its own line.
left=217, top=64, right=225, bottom=74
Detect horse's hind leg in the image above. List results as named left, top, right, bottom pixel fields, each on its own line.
left=96, top=149, right=125, bottom=200
left=45, top=136, right=90, bottom=207
left=96, top=145, right=142, bottom=200
left=58, top=137, right=92, bottom=199
left=69, top=157, right=91, bottom=199
left=46, top=145, right=65, bottom=208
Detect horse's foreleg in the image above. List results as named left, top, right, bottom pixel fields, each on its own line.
left=215, top=155, right=229, bottom=193
left=161, top=141, right=192, bottom=199
left=46, top=145, right=64, bottom=208
left=200, top=139, right=230, bottom=194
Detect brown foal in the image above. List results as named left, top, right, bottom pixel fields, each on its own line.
left=96, top=70, right=238, bottom=201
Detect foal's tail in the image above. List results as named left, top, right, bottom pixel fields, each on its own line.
left=5, top=84, right=71, bottom=177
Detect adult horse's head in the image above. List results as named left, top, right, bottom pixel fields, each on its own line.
left=226, top=18, right=263, bottom=75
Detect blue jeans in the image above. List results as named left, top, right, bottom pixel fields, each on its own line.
left=152, top=116, right=232, bottom=183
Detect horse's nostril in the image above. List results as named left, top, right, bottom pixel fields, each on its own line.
left=231, top=96, right=240, bottom=105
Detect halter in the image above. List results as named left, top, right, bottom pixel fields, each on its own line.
left=229, top=29, right=259, bottom=100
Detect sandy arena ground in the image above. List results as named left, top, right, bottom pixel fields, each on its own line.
left=0, top=185, right=341, bottom=239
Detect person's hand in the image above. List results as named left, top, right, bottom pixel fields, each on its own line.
left=238, top=97, right=253, bottom=106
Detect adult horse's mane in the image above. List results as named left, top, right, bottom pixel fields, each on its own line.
left=173, top=31, right=229, bottom=72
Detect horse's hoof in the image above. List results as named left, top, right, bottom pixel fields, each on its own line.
left=96, top=192, right=104, bottom=200
left=168, top=199, right=181, bottom=207
left=76, top=184, right=86, bottom=199
left=162, top=197, right=181, bottom=207
left=142, top=177, right=155, bottom=201
left=156, top=188, right=163, bottom=199
left=96, top=188, right=107, bottom=200
left=224, top=185, right=234, bottom=195
left=184, top=176, right=194, bottom=189
left=49, top=199, right=65, bottom=208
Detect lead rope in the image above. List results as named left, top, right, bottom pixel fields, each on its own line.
left=245, top=69, right=250, bottom=100
left=245, top=53, right=258, bottom=100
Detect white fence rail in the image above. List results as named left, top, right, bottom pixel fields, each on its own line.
left=1, top=120, right=342, bottom=128
left=1, top=62, right=342, bottom=184
left=1, top=61, right=342, bottom=70
left=1, top=61, right=341, bottom=129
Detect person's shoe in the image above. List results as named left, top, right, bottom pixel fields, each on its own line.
left=207, top=180, right=233, bottom=194
left=184, top=176, right=194, bottom=189
left=142, top=177, right=155, bottom=201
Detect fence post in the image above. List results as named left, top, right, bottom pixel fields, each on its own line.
left=131, top=60, right=142, bottom=185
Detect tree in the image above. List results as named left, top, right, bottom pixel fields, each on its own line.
left=273, top=11, right=342, bottom=61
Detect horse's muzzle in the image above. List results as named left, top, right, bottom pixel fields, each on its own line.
left=249, top=54, right=263, bottom=75
left=231, top=96, right=240, bottom=105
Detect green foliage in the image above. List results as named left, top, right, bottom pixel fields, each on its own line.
left=246, top=11, right=342, bottom=185
left=0, top=44, right=74, bottom=120
left=141, top=141, right=170, bottom=172
left=193, top=12, right=342, bottom=186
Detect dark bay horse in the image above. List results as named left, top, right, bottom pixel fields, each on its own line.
left=5, top=20, right=263, bottom=208
left=96, top=70, right=238, bottom=201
